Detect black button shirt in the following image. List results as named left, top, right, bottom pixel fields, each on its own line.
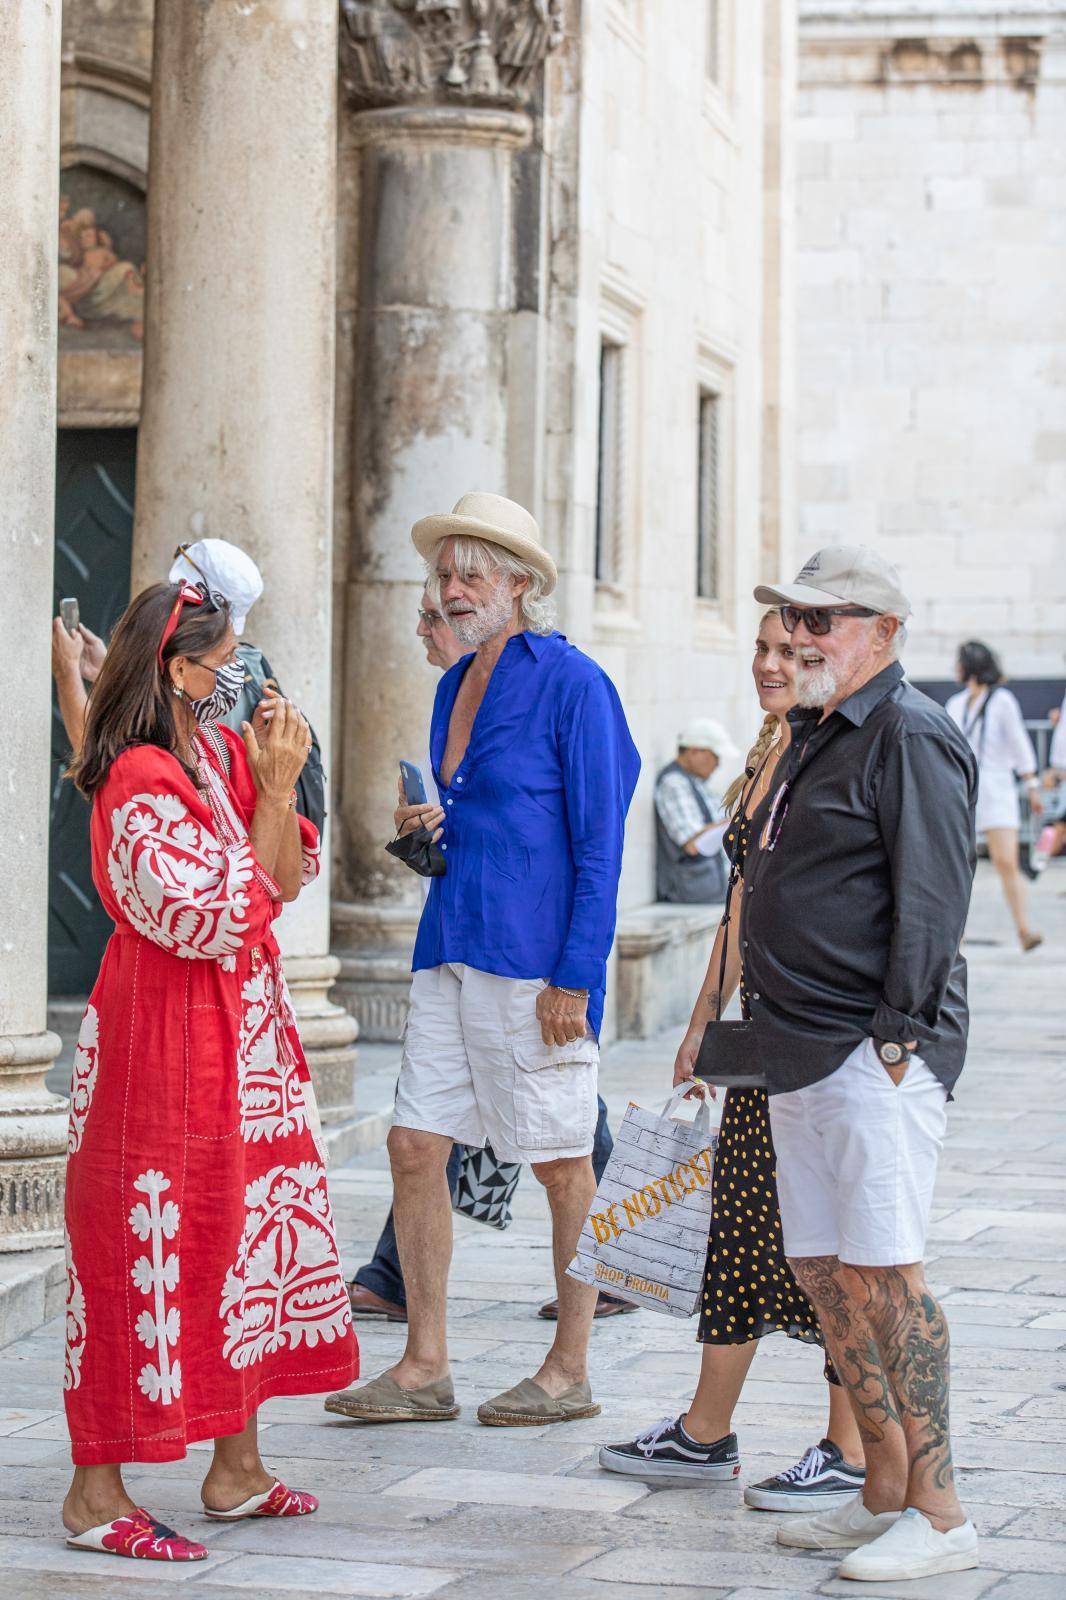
left=743, top=662, right=978, bottom=1096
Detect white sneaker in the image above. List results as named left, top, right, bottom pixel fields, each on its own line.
left=777, top=1492, right=900, bottom=1550
left=837, top=1508, right=979, bottom=1581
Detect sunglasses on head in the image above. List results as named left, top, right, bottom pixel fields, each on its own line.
left=780, top=604, right=877, bottom=637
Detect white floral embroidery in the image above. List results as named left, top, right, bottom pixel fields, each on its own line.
left=237, top=968, right=308, bottom=1145
left=300, top=829, right=321, bottom=887
left=67, top=1004, right=99, bottom=1155
left=107, top=793, right=254, bottom=961
left=129, top=1169, right=181, bottom=1405
left=64, top=1235, right=86, bottom=1392
left=219, top=1162, right=351, bottom=1370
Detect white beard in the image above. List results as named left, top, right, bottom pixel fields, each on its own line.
left=446, top=576, right=514, bottom=646
left=794, top=659, right=839, bottom=708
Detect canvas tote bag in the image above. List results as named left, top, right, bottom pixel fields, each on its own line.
left=566, top=1085, right=717, bottom=1318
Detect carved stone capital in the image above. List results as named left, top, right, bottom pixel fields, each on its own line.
left=340, top=0, right=563, bottom=110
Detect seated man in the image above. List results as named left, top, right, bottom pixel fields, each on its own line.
left=654, top=718, right=738, bottom=903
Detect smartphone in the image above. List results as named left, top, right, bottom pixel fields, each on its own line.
left=399, top=759, right=428, bottom=806
left=60, top=597, right=80, bottom=636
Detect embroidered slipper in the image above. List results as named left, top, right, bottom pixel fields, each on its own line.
left=203, top=1479, right=318, bottom=1521
left=66, top=1507, right=208, bottom=1561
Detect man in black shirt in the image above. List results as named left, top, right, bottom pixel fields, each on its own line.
left=743, top=547, right=979, bottom=1583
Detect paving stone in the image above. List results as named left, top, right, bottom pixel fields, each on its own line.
left=580, top=1545, right=836, bottom=1589
left=819, top=1572, right=1002, bottom=1600
left=384, top=1467, right=649, bottom=1512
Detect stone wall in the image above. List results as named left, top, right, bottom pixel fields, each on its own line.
left=549, top=0, right=797, bottom=950
left=797, top=2, right=1066, bottom=679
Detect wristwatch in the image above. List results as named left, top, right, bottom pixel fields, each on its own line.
left=874, top=1039, right=912, bottom=1068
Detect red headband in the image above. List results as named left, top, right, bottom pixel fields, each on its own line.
left=157, top=581, right=204, bottom=668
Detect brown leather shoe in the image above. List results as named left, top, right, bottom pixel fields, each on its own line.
left=537, top=1291, right=638, bottom=1321
left=347, top=1282, right=407, bottom=1321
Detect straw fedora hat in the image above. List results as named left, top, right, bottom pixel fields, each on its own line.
left=411, top=491, right=558, bottom=596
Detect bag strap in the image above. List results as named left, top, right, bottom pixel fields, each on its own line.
left=659, top=1080, right=712, bottom=1135
left=712, top=747, right=774, bottom=1022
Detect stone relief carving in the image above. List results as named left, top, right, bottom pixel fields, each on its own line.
left=340, top=0, right=564, bottom=108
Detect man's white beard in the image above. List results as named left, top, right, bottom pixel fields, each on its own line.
left=795, top=659, right=839, bottom=708
left=446, top=576, right=513, bottom=647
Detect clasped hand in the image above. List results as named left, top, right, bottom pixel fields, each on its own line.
left=241, top=691, right=311, bottom=800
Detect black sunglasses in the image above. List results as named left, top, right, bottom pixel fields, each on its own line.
left=780, top=604, right=876, bottom=637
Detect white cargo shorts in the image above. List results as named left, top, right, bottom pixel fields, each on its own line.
left=392, top=963, right=599, bottom=1165
left=768, top=1037, right=949, bottom=1267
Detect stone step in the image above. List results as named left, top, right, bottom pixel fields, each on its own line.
left=0, top=1248, right=66, bottom=1352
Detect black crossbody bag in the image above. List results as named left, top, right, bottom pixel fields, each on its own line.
left=694, top=757, right=770, bottom=1090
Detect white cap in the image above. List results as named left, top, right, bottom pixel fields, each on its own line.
left=168, top=539, right=264, bottom=636
left=677, top=718, right=740, bottom=761
left=754, top=544, right=911, bottom=621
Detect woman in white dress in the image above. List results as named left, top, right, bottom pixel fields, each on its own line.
left=947, top=640, right=1044, bottom=951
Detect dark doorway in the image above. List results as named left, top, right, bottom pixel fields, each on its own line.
left=49, top=429, right=136, bottom=996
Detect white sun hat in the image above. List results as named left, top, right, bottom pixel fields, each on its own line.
left=677, top=718, right=741, bottom=761
left=168, top=539, right=265, bottom=636
left=411, top=491, right=558, bottom=596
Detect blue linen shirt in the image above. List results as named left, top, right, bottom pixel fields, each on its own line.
left=412, top=630, right=640, bottom=1037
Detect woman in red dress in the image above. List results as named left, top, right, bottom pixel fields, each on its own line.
left=62, top=580, right=357, bottom=1562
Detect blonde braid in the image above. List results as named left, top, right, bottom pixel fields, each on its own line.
left=721, top=712, right=781, bottom=815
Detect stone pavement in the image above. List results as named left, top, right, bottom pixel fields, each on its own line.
left=0, top=862, right=1063, bottom=1599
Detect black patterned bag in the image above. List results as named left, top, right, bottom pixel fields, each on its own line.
left=451, top=1144, right=522, bottom=1231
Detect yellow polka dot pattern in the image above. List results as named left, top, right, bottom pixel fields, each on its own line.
left=697, top=808, right=831, bottom=1371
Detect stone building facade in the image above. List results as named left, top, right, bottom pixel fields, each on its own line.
left=797, top=1, right=1066, bottom=683
left=1, top=0, right=795, bottom=1253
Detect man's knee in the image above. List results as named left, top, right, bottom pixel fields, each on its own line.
left=387, top=1125, right=452, bottom=1179
left=530, top=1153, right=594, bottom=1191
left=787, top=1253, right=846, bottom=1305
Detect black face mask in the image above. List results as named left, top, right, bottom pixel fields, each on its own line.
left=385, top=825, right=446, bottom=878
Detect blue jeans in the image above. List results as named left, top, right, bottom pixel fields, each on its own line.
left=354, top=1095, right=614, bottom=1311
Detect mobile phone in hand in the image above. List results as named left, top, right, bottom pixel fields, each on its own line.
left=60, top=597, right=80, bottom=636
left=399, top=759, right=428, bottom=806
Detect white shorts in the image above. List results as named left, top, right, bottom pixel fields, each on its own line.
left=768, top=1038, right=948, bottom=1267
left=393, top=964, right=599, bottom=1165
left=976, top=767, right=1020, bottom=833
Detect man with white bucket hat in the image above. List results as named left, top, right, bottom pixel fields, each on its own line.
left=326, top=492, right=640, bottom=1430
left=654, top=716, right=739, bottom=903
left=737, top=545, right=980, bottom=1582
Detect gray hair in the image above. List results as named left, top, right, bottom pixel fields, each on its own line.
left=428, top=535, right=556, bottom=636
left=888, top=621, right=909, bottom=660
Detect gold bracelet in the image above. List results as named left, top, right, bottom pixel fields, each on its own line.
left=555, top=985, right=587, bottom=998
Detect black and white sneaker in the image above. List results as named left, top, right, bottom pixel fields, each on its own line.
left=744, top=1437, right=865, bottom=1512
left=599, top=1415, right=741, bottom=1482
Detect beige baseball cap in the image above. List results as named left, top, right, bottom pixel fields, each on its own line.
left=754, top=545, right=911, bottom=621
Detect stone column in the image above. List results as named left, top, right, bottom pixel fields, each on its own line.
left=332, top=0, right=561, bottom=1037
left=132, top=1, right=358, bottom=1125
left=0, top=1, right=67, bottom=1249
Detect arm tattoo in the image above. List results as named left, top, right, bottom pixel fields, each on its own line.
left=704, top=990, right=721, bottom=1015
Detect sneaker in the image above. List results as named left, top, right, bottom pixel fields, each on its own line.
left=598, top=1415, right=740, bottom=1482
left=777, top=1492, right=899, bottom=1550
left=745, top=1437, right=865, bottom=1512
left=837, top=1508, right=978, bottom=1581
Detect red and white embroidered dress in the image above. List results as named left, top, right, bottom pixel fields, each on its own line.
left=64, top=725, right=358, bottom=1465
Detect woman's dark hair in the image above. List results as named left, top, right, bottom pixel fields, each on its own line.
left=957, top=639, right=1003, bottom=688
left=69, top=582, right=231, bottom=796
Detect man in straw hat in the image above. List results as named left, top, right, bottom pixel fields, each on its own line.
left=326, top=492, right=640, bottom=1429
left=735, top=546, right=980, bottom=1582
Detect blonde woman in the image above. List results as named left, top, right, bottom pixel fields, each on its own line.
left=600, top=610, right=865, bottom=1512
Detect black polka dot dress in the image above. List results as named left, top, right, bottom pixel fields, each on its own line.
left=696, top=807, right=836, bottom=1380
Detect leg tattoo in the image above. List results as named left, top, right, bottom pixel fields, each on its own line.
left=851, top=1267, right=955, bottom=1498
left=791, top=1257, right=903, bottom=1448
